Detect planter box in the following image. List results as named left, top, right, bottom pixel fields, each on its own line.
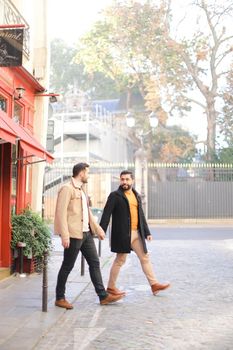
left=14, top=256, right=34, bottom=274
left=13, top=256, right=43, bottom=274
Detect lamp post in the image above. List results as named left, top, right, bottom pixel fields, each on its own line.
left=126, top=111, right=158, bottom=129
left=60, top=111, right=64, bottom=166
left=86, top=111, right=90, bottom=163
left=126, top=111, right=158, bottom=215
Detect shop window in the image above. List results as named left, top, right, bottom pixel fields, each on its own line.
left=11, top=143, right=18, bottom=215
left=13, top=102, right=23, bottom=124
left=0, top=94, right=7, bottom=112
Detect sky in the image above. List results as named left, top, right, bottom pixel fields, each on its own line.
left=47, top=0, right=218, bottom=144
left=48, top=0, right=111, bottom=44
left=47, top=0, right=197, bottom=42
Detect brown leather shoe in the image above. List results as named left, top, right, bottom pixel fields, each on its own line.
left=151, top=282, right=170, bottom=295
left=55, top=298, right=73, bottom=309
left=100, top=293, right=124, bottom=305
left=107, top=287, right=126, bottom=296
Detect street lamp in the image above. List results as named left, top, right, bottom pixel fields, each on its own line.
left=14, top=86, right=26, bottom=100
left=148, top=112, right=159, bottom=128
left=86, top=111, right=90, bottom=163
left=126, top=112, right=136, bottom=128
left=126, top=111, right=158, bottom=129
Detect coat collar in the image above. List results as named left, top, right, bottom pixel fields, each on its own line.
left=71, top=177, right=83, bottom=190
left=116, top=186, right=139, bottom=198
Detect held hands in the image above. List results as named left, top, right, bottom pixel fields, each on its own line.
left=62, top=237, right=70, bottom=249
left=97, top=227, right=105, bottom=240
left=146, top=235, right=153, bottom=241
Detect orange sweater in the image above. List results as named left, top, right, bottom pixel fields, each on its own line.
left=125, top=190, right=138, bottom=230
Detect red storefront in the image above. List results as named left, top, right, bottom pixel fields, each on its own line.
left=0, top=66, right=53, bottom=271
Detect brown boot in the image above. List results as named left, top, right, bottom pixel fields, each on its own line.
left=100, top=293, right=124, bottom=305
left=55, top=298, right=73, bottom=309
left=107, top=287, right=126, bottom=296
left=151, top=282, right=170, bottom=295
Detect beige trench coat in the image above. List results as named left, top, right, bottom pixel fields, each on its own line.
left=54, top=180, right=101, bottom=240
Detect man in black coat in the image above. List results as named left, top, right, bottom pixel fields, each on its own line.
left=100, top=170, right=170, bottom=296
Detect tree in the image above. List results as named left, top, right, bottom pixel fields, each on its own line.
left=76, top=0, right=196, bottom=163
left=217, top=65, right=233, bottom=162
left=75, top=1, right=171, bottom=113
left=50, top=38, right=119, bottom=99
left=150, top=126, right=196, bottom=162
left=169, top=0, right=233, bottom=161
left=220, top=64, right=233, bottom=146
left=76, top=0, right=233, bottom=161
left=50, top=38, right=84, bottom=94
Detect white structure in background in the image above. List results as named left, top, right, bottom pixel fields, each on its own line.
left=50, top=97, right=135, bottom=164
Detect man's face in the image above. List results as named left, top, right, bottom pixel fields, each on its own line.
left=80, top=168, right=89, bottom=184
left=120, top=174, right=134, bottom=191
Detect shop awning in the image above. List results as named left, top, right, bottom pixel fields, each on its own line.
left=17, top=125, right=54, bottom=164
left=0, top=114, right=17, bottom=144
left=0, top=115, right=54, bottom=163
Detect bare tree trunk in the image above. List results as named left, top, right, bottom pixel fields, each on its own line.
left=206, top=97, right=217, bottom=161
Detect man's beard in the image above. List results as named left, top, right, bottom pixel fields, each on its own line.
left=81, top=177, right=88, bottom=184
left=120, top=184, right=132, bottom=191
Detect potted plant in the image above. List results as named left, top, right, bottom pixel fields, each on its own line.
left=11, top=209, right=52, bottom=274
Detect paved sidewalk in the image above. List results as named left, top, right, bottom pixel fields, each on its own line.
left=0, top=229, right=233, bottom=350
left=0, top=236, right=113, bottom=350
left=36, top=237, right=233, bottom=350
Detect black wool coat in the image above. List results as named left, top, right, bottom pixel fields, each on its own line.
left=100, top=186, right=151, bottom=253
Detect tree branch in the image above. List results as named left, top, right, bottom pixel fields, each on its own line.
left=182, top=95, right=206, bottom=109
left=181, top=50, right=209, bottom=96
left=217, top=70, right=231, bottom=78
left=219, top=35, right=233, bottom=46
left=216, top=47, right=233, bottom=68
left=201, top=0, right=218, bottom=44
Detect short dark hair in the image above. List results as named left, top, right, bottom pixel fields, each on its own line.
left=72, top=162, right=89, bottom=177
left=120, top=170, right=134, bottom=179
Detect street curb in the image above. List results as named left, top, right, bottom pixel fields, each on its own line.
left=148, top=219, right=233, bottom=227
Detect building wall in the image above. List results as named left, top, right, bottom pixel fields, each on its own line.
left=11, top=0, right=50, bottom=212
left=30, top=0, right=50, bottom=212
left=52, top=116, right=133, bottom=163
left=0, top=0, right=50, bottom=268
left=54, top=132, right=131, bottom=163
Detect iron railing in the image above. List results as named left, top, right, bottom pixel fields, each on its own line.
left=43, top=162, right=233, bottom=221
left=148, top=163, right=233, bottom=219
left=0, top=0, right=30, bottom=58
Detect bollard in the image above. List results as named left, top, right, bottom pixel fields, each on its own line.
left=17, top=242, right=26, bottom=277
left=42, top=250, right=48, bottom=312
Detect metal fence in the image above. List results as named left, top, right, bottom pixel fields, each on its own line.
left=43, top=162, right=134, bottom=221
left=43, top=162, right=233, bottom=221
left=148, top=163, right=233, bottom=219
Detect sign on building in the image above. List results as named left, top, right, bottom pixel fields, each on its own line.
left=0, top=28, right=23, bottom=67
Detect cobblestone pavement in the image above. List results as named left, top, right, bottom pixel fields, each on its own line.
left=35, top=237, right=233, bottom=350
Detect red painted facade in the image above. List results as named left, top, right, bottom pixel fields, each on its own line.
left=0, top=66, right=51, bottom=268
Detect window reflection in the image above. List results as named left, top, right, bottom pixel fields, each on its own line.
left=13, top=102, right=23, bottom=124
left=11, top=143, right=18, bottom=215
left=0, top=94, right=7, bottom=112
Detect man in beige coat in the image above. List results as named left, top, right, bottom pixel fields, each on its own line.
left=54, top=162, right=123, bottom=309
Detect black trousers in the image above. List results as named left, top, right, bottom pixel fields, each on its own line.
left=56, top=232, right=107, bottom=301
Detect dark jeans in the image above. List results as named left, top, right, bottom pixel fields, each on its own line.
left=56, top=232, right=107, bottom=301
